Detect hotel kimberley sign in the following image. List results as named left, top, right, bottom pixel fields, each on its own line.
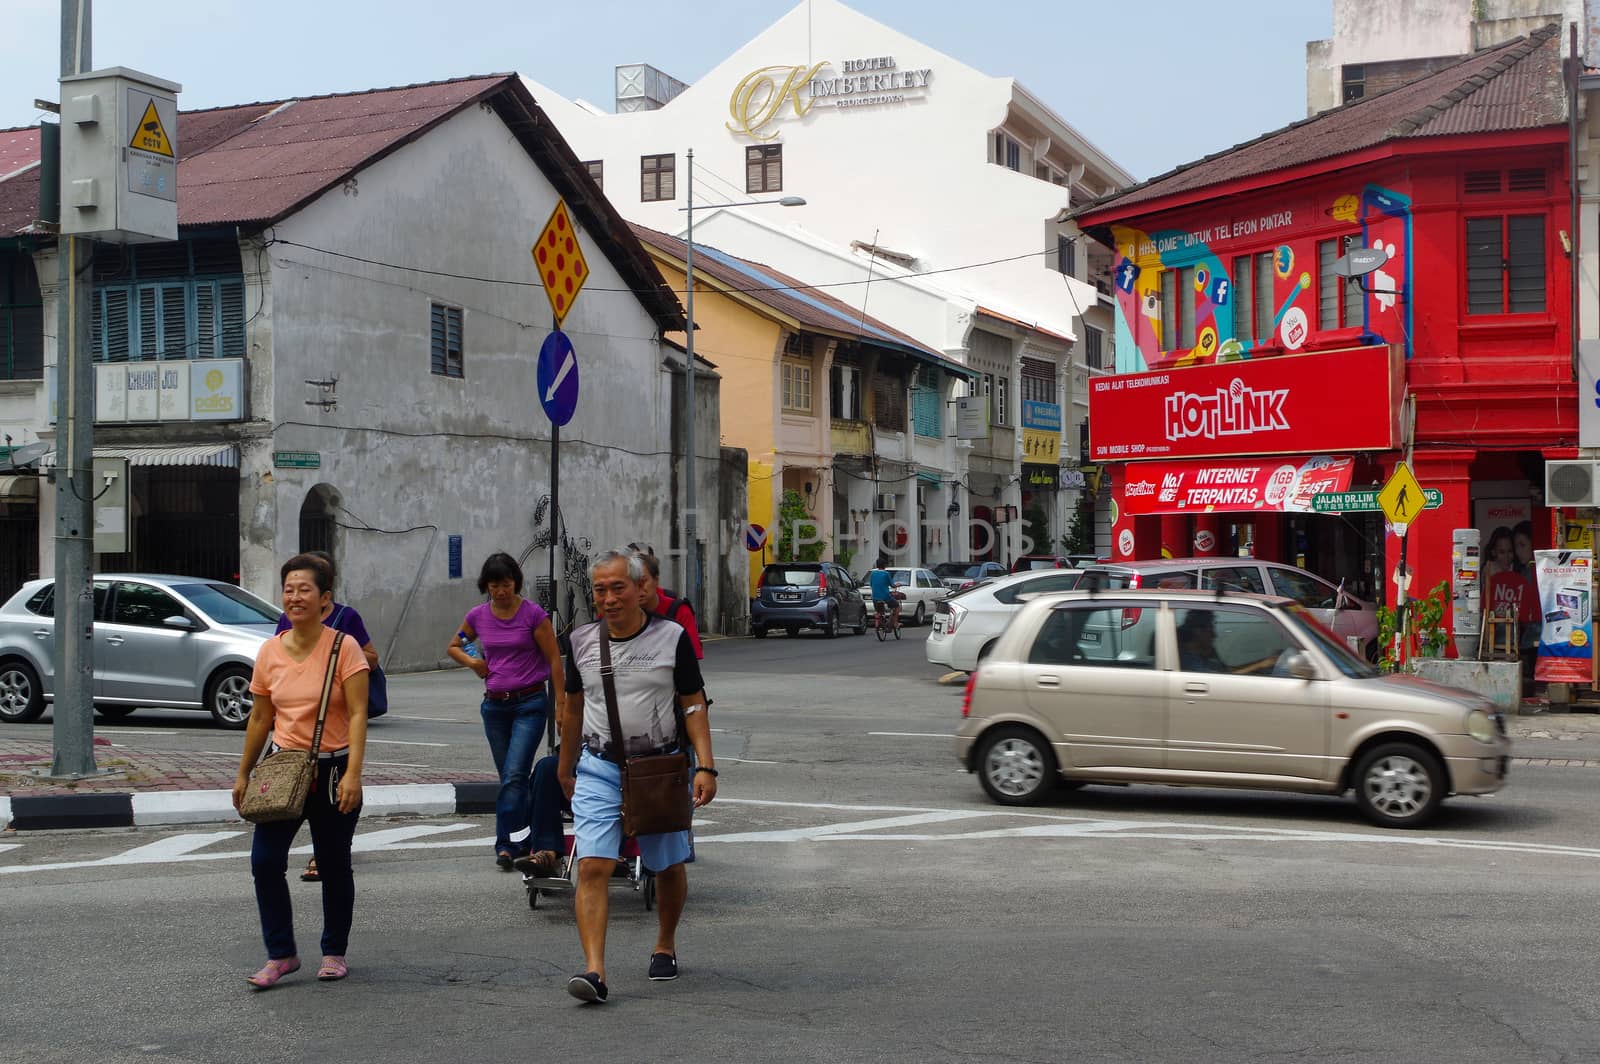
left=728, top=55, right=934, bottom=139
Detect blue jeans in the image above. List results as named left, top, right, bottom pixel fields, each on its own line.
left=480, top=691, right=548, bottom=854
left=250, top=753, right=361, bottom=959
left=529, top=753, right=569, bottom=856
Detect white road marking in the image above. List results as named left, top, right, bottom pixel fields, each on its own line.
left=110, top=833, right=245, bottom=862
left=347, top=824, right=478, bottom=852
left=365, top=738, right=449, bottom=748
left=94, top=729, right=178, bottom=736
left=719, top=757, right=778, bottom=765
left=0, top=844, right=19, bottom=856
left=194, top=751, right=243, bottom=758
left=393, top=716, right=474, bottom=724
left=868, top=732, right=953, bottom=738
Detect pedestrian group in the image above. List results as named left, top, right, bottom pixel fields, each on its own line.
left=233, top=543, right=717, bottom=1003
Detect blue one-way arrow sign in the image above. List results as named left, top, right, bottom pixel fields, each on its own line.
left=537, top=330, right=579, bottom=426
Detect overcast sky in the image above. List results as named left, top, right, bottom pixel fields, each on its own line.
left=3, top=1, right=1332, bottom=180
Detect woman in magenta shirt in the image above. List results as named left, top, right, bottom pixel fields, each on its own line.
left=448, top=552, right=565, bottom=869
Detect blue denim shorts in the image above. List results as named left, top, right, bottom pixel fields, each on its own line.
left=572, top=749, right=692, bottom=873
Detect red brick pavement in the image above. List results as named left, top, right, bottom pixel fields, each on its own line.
left=0, top=736, right=493, bottom=797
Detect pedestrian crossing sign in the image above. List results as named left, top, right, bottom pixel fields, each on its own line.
left=1378, top=462, right=1425, bottom=533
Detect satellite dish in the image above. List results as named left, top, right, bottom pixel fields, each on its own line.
left=1329, top=245, right=1390, bottom=278
left=5, top=441, right=49, bottom=468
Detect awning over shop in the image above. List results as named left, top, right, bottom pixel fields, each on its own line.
left=0, top=474, right=39, bottom=499
left=40, top=442, right=240, bottom=469
left=1119, top=456, right=1354, bottom=516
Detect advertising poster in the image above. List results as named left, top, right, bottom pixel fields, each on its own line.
left=1533, top=550, right=1594, bottom=683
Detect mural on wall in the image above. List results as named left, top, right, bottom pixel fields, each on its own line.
left=1109, top=183, right=1413, bottom=374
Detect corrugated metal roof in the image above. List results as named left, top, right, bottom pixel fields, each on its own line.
left=0, top=127, right=39, bottom=179
left=629, top=222, right=970, bottom=375
left=1076, top=24, right=1564, bottom=221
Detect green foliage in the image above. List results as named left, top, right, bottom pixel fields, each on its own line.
left=1022, top=498, right=1049, bottom=555
left=835, top=543, right=856, bottom=573
left=775, top=489, right=825, bottom=563
left=1376, top=604, right=1399, bottom=672
left=1375, top=578, right=1452, bottom=671
left=1060, top=508, right=1094, bottom=556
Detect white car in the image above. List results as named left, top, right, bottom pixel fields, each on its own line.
left=856, top=567, right=949, bottom=626
left=925, top=568, right=1081, bottom=672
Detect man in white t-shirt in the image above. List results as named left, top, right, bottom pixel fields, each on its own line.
left=557, top=550, right=716, bottom=1004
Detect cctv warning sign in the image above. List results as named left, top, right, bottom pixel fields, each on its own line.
left=129, top=98, right=174, bottom=157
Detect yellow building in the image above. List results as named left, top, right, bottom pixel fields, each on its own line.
left=631, top=224, right=972, bottom=594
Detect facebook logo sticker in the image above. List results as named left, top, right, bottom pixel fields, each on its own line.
left=1115, top=261, right=1140, bottom=294
left=1210, top=277, right=1230, bottom=306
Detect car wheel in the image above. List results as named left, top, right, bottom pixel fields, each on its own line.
left=823, top=610, right=839, bottom=639
left=912, top=603, right=926, bottom=627
left=0, top=660, right=45, bottom=723
left=976, top=725, right=1057, bottom=806
left=976, top=639, right=999, bottom=664
left=1353, top=741, right=1445, bottom=828
left=206, top=665, right=254, bottom=729
left=1363, top=640, right=1380, bottom=664
left=852, top=611, right=867, bottom=636
left=94, top=705, right=138, bottom=721
left=751, top=625, right=767, bottom=639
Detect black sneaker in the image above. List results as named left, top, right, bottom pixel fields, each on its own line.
left=648, top=952, right=678, bottom=981
left=495, top=851, right=515, bottom=871
left=567, top=972, right=608, bottom=1003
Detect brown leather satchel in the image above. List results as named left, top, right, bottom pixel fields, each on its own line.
left=599, top=624, right=693, bottom=837
left=240, top=632, right=345, bottom=824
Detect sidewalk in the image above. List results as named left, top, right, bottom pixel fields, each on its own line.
left=0, top=736, right=496, bottom=831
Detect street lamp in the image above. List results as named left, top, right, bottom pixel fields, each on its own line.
left=678, top=146, right=805, bottom=615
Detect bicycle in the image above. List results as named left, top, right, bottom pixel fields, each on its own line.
left=874, top=590, right=905, bottom=641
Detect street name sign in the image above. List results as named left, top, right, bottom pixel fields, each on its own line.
left=273, top=450, right=320, bottom=469
left=1312, top=487, right=1441, bottom=514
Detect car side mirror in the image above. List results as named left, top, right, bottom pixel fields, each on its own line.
left=163, top=615, right=198, bottom=631
left=1281, top=649, right=1318, bottom=680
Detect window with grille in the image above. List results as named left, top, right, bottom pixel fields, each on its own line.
left=583, top=160, right=603, bottom=190
left=1159, top=270, right=1177, bottom=351
left=912, top=367, right=941, bottom=438
left=1084, top=326, right=1106, bottom=370
left=1020, top=360, right=1056, bottom=404
left=1466, top=215, right=1546, bottom=315
left=1318, top=237, right=1364, bottom=330
left=92, top=278, right=246, bottom=363
left=781, top=361, right=812, bottom=413
left=1232, top=253, right=1276, bottom=344
left=641, top=153, right=675, bottom=202
left=745, top=144, right=782, bottom=193
left=1342, top=64, right=1365, bottom=103
left=995, top=375, right=1009, bottom=427
left=1058, top=235, right=1076, bottom=277
left=430, top=303, right=463, bottom=378
left=1, top=254, right=44, bottom=380
left=993, top=131, right=1021, bottom=172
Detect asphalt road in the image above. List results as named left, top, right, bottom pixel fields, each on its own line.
left=4, top=628, right=1600, bottom=1062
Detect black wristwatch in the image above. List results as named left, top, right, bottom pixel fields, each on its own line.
left=695, top=766, right=719, bottom=778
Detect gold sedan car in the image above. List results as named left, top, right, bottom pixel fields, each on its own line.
left=954, top=590, right=1511, bottom=828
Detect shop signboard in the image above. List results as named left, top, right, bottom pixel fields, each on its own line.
left=1021, top=399, right=1061, bottom=464
left=89, top=358, right=246, bottom=424
left=1119, top=455, right=1355, bottom=516
left=1533, top=550, right=1594, bottom=683
left=1022, top=464, right=1058, bottom=490
left=1088, top=345, right=1399, bottom=462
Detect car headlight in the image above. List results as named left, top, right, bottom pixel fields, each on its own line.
left=1465, top=709, right=1495, bottom=743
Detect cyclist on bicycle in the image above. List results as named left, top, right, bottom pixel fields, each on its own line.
left=867, top=556, right=900, bottom=634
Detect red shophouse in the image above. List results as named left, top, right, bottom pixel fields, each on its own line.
left=1074, top=25, right=1573, bottom=624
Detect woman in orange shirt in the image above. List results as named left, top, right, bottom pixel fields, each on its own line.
left=233, top=553, right=370, bottom=989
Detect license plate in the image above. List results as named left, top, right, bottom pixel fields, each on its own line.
left=933, top=617, right=946, bottom=633
left=776, top=592, right=800, bottom=602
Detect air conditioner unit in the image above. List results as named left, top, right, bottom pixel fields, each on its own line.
left=874, top=492, right=897, bottom=512
left=1545, top=461, right=1600, bottom=507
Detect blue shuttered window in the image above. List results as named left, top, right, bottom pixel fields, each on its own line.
left=92, top=277, right=245, bottom=362
left=911, top=367, right=941, bottom=438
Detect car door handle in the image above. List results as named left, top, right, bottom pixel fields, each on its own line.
left=105, top=636, right=126, bottom=646
left=32, top=628, right=50, bottom=639
left=1184, top=682, right=1208, bottom=695
left=1036, top=675, right=1061, bottom=687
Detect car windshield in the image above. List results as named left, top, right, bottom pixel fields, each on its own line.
left=933, top=563, right=968, bottom=578
left=763, top=567, right=821, bottom=587
left=172, top=582, right=280, bottom=625
left=890, top=571, right=912, bottom=586
left=1283, top=605, right=1379, bottom=679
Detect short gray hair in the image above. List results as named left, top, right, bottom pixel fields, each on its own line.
left=590, top=549, right=647, bottom=585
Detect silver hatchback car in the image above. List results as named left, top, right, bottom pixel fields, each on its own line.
left=0, top=575, right=278, bottom=729
left=955, top=589, right=1511, bottom=828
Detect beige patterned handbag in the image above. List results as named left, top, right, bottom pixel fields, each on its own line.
left=239, top=633, right=345, bottom=824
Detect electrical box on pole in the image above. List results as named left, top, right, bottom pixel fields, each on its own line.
left=58, top=67, right=180, bottom=243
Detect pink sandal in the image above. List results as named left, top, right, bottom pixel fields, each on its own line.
left=246, top=957, right=300, bottom=989
left=316, top=955, right=349, bottom=981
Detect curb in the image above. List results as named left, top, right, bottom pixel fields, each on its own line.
left=0, top=781, right=499, bottom=832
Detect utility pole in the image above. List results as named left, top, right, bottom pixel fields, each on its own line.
left=683, top=147, right=701, bottom=613
left=51, top=0, right=96, bottom=777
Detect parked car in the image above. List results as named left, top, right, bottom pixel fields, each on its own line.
left=854, top=567, right=950, bottom=626
left=0, top=574, right=279, bottom=729
left=925, top=567, right=1082, bottom=672
left=1077, top=558, right=1380, bottom=661
left=936, top=561, right=1009, bottom=592
left=954, top=588, right=1511, bottom=828
left=750, top=562, right=869, bottom=639
left=1011, top=554, right=1072, bottom=573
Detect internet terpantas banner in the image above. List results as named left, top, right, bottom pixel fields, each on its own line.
left=1533, top=550, right=1594, bottom=683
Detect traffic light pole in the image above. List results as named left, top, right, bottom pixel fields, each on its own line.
left=51, top=0, right=98, bottom=777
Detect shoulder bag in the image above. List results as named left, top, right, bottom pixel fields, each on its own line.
left=599, top=625, right=693, bottom=837
left=240, top=632, right=346, bottom=824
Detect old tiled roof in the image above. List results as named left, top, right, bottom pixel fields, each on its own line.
left=0, top=76, right=684, bottom=330
left=629, top=222, right=971, bottom=376
left=1075, top=23, right=1564, bottom=221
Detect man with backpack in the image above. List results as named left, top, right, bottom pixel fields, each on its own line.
left=628, top=542, right=703, bottom=659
